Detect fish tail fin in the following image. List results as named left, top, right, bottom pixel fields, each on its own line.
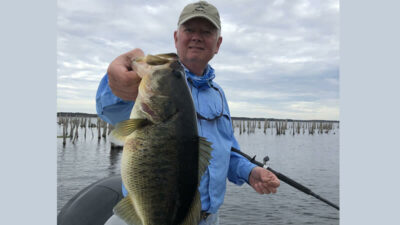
left=198, top=137, right=213, bottom=183
left=113, top=196, right=143, bottom=225
left=110, top=119, right=149, bottom=143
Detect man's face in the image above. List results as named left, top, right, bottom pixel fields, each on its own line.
left=174, top=17, right=222, bottom=69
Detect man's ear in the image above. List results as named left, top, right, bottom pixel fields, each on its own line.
left=174, top=30, right=178, bottom=48
left=215, top=36, right=223, bottom=54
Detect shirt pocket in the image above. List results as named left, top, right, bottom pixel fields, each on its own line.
left=197, top=88, right=223, bottom=119
left=217, top=110, right=233, bottom=140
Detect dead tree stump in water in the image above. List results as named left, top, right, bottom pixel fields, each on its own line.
left=97, top=118, right=101, bottom=139
left=102, top=121, right=108, bottom=139
left=62, top=119, right=67, bottom=146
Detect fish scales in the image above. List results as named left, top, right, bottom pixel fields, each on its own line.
left=111, top=53, right=212, bottom=225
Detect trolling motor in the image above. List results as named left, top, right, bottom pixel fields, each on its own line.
left=231, top=147, right=339, bottom=211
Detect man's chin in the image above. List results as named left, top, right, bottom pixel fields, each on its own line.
left=183, top=56, right=202, bottom=64
left=180, top=54, right=212, bottom=66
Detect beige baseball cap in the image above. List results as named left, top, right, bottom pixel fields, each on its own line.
left=177, top=1, right=221, bottom=30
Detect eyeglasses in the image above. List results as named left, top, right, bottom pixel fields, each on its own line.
left=187, top=78, right=224, bottom=121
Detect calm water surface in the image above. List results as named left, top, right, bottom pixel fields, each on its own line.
left=57, top=121, right=339, bottom=224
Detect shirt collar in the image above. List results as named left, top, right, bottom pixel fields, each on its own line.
left=180, top=62, right=216, bottom=90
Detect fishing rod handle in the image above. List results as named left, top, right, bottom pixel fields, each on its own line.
left=267, top=167, right=312, bottom=195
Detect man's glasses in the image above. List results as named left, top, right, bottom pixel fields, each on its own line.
left=187, top=78, right=224, bottom=121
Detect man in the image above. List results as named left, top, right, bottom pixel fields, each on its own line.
left=96, top=1, right=280, bottom=224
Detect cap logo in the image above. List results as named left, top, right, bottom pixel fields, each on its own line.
left=193, top=2, right=208, bottom=13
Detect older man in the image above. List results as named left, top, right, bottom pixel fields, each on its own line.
left=97, top=1, right=280, bottom=225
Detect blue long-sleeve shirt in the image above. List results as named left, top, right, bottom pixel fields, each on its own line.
left=96, top=64, right=256, bottom=213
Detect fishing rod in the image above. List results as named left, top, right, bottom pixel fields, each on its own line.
left=231, top=147, right=339, bottom=211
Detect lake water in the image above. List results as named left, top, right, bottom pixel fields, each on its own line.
left=57, top=119, right=339, bottom=225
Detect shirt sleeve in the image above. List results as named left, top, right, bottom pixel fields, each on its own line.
left=215, top=85, right=256, bottom=185
left=227, top=135, right=257, bottom=185
left=96, top=73, right=134, bottom=125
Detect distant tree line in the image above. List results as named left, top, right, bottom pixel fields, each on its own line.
left=231, top=117, right=339, bottom=123
left=57, top=112, right=98, bottom=118
left=57, top=113, right=339, bottom=123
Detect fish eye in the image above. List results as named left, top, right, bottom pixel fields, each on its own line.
left=172, top=70, right=182, bottom=79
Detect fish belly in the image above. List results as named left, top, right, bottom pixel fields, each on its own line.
left=121, top=129, right=182, bottom=224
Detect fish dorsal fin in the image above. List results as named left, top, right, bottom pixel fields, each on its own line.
left=179, top=137, right=213, bottom=225
left=113, top=196, right=143, bottom=225
left=110, top=118, right=149, bottom=143
left=198, top=137, right=213, bottom=183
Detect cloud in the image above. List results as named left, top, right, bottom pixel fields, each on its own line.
left=57, top=0, right=339, bottom=120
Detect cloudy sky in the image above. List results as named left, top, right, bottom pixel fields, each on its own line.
left=57, top=0, right=339, bottom=120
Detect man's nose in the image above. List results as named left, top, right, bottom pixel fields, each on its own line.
left=190, top=31, right=203, bottom=42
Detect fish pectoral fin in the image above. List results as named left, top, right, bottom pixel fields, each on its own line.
left=110, top=119, right=149, bottom=142
left=198, top=137, right=213, bottom=183
left=113, top=196, right=143, bottom=225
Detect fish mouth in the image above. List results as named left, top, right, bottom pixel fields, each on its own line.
left=133, top=54, right=178, bottom=78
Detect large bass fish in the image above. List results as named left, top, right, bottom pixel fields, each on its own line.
left=111, top=53, right=212, bottom=225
